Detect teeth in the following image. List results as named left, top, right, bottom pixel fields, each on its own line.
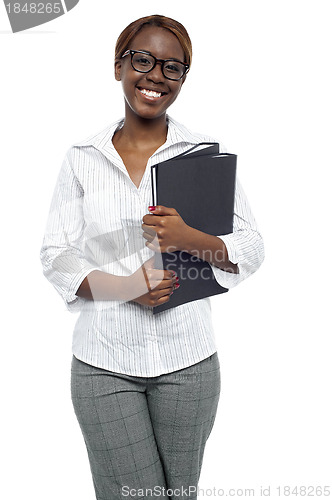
left=139, top=88, right=162, bottom=98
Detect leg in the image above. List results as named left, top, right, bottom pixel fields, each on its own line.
left=71, top=356, right=169, bottom=499
left=146, top=353, right=221, bottom=500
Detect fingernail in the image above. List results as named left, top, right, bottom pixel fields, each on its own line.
left=174, top=283, right=180, bottom=289
left=148, top=206, right=156, bottom=211
left=175, top=277, right=179, bottom=282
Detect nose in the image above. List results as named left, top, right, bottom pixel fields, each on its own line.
left=146, top=61, right=165, bottom=83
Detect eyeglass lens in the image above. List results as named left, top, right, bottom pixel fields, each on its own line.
left=131, top=52, right=186, bottom=80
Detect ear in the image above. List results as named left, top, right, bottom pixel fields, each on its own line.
left=114, top=59, right=122, bottom=81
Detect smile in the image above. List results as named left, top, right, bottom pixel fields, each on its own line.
left=137, top=87, right=167, bottom=99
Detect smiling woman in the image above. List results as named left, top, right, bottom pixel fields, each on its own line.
left=40, top=13, right=264, bottom=500
left=114, top=22, right=188, bottom=122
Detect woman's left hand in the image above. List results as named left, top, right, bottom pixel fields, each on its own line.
left=142, top=205, right=190, bottom=253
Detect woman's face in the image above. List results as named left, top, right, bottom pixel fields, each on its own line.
left=115, top=25, right=187, bottom=121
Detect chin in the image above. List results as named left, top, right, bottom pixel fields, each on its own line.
left=139, top=111, right=166, bottom=120
left=132, top=105, right=168, bottom=121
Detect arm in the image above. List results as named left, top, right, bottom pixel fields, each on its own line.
left=40, top=152, right=141, bottom=307
left=75, top=271, right=130, bottom=301
left=142, top=178, right=264, bottom=288
left=40, top=151, right=101, bottom=311
left=41, top=150, right=177, bottom=309
left=208, top=178, right=265, bottom=288
left=181, top=226, right=239, bottom=274
left=181, top=178, right=264, bottom=286
left=76, top=260, right=178, bottom=307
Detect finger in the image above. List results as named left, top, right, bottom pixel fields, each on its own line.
left=148, top=276, right=176, bottom=292
left=143, top=260, right=172, bottom=288
left=155, top=291, right=174, bottom=306
left=156, top=276, right=178, bottom=291
left=147, top=233, right=161, bottom=250
left=149, top=205, right=178, bottom=216
left=164, top=269, right=177, bottom=279
left=142, top=214, right=158, bottom=226
left=151, top=281, right=174, bottom=298
left=145, top=241, right=159, bottom=252
left=142, top=231, right=155, bottom=242
left=142, top=224, right=157, bottom=236
left=149, top=269, right=175, bottom=282
left=157, top=285, right=174, bottom=299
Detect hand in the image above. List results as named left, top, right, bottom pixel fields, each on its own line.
left=142, top=205, right=190, bottom=253
left=127, top=256, right=179, bottom=308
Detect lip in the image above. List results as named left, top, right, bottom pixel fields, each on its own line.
left=137, top=86, right=168, bottom=95
left=136, top=86, right=168, bottom=102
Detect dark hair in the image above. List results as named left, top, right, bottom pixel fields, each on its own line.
left=114, top=14, right=192, bottom=67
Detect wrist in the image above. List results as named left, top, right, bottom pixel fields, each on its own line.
left=117, top=275, right=132, bottom=301
left=181, top=225, right=198, bottom=254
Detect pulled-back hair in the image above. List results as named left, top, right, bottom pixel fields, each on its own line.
left=114, top=14, right=192, bottom=67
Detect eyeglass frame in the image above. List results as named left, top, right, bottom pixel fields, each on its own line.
left=121, top=49, right=190, bottom=81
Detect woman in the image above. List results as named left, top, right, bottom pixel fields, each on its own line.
left=41, top=14, right=264, bottom=500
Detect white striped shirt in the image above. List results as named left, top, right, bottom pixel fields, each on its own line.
left=40, top=115, right=264, bottom=377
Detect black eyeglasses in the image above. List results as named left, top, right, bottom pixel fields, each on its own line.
left=121, top=50, right=189, bottom=81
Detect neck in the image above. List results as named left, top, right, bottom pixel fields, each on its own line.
left=118, top=105, right=168, bottom=149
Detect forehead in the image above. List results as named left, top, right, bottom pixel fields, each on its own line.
left=130, top=26, right=185, bottom=60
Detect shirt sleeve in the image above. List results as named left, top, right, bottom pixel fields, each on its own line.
left=210, top=177, right=265, bottom=288
left=40, top=149, right=100, bottom=312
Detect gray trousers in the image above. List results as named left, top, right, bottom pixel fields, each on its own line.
left=71, top=353, right=221, bottom=500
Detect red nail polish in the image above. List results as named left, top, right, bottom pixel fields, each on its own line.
left=174, top=283, right=180, bottom=289
left=148, top=206, right=156, bottom=211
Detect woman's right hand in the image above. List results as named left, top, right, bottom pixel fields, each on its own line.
left=127, top=256, right=179, bottom=308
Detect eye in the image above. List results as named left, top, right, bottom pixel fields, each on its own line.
left=133, top=54, right=154, bottom=67
left=137, top=57, right=151, bottom=65
left=164, top=62, right=182, bottom=74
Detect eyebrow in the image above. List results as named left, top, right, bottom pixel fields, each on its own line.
left=135, top=49, right=184, bottom=63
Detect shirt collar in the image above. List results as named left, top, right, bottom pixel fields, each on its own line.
left=73, top=115, right=201, bottom=152
left=72, top=115, right=204, bottom=176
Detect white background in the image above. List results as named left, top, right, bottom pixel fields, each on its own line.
left=1, top=0, right=331, bottom=498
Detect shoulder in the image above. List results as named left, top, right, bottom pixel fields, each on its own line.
left=71, top=118, right=124, bottom=149
left=63, top=118, right=124, bottom=167
left=167, top=115, right=227, bottom=153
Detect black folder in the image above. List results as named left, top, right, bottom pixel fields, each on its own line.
left=150, top=143, right=237, bottom=314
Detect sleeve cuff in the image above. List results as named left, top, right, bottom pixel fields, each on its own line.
left=217, top=233, right=239, bottom=265
left=65, top=266, right=100, bottom=312
left=209, top=234, right=242, bottom=289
